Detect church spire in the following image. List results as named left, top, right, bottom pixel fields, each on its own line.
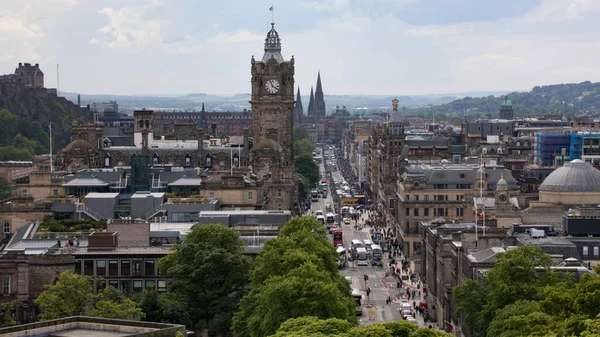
left=294, top=87, right=304, bottom=125
left=308, top=86, right=315, bottom=116
left=201, top=101, right=205, bottom=113
left=314, top=71, right=326, bottom=119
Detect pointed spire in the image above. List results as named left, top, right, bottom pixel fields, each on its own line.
left=201, top=101, right=205, bottom=113
left=316, top=71, right=323, bottom=93
left=308, top=86, right=315, bottom=116
left=294, top=87, right=304, bottom=124
left=295, top=87, right=303, bottom=110
left=262, top=22, right=283, bottom=63
left=314, top=71, right=326, bottom=119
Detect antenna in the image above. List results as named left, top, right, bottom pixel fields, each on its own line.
left=56, top=64, right=60, bottom=96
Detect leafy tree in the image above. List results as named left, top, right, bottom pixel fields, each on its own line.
left=35, top=271, right=94, bottom=320
left=293, top=127, right=310, bottom=141
left=159, top=224, right=251, bottom=335
left=298, top=174, right=310, bottom=200
left=137, top=287, right=191, bottom=327
left=35, top=271, right=144, bottom=321
left=295, top=154, right=320, bottom=186
left=0, top=177, right=11, bottom=200
left=233, top=217, right=356, bottom=337
left=88, top=286, right=145, bottom=320
left=294, top=138, right=315, bottom=157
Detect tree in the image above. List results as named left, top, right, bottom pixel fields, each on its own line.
left=35, top=271, right=144, bottom=321
left=295, top=154, right=320, bottom=186
left=159, top=224, right=251, bottom=335
left=233, top=217, right=357, bottom=337
left=294, top=138, right=315, bottom=157
left=137, top=287, right=191, bottom=327
left=297, top=174, right=310, bottom=201
left=35, top=271, right=94, bottom=320
left=0, top=177, right=11, bottom=200
left=293, top=127, right=310, bottom=142
left=88, top=286, right=145, bottom=320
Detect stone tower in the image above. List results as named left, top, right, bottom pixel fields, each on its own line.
left=499, top=96, right=514, bottom=119
left=314, top=71, right=326, bottom=120
left=293, top=87, right=304, bottom=125
left=250, top=22, right=297, bottom=211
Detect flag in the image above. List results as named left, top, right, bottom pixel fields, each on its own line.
left=269, top=5, right=273, bottom=11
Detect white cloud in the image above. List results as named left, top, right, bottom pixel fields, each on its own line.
left=403, top=23, right=471, bottom=37
left=522, top=0, right=600, bottom=22
left=302, top=0, right=350, bottom=11
left=94, top=4, right=168, bottom=49
left=207, top=30, right=264, bottom=44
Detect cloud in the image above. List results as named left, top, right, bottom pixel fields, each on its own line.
left=302, top=0, right=350, bottom=11
left=94, top=4, right=168, bottom=49
left=207, top=30, right=264, bottom=43
left=403, top=23, right=470, bottom=37
left=522, top=0, right=600, bottom=22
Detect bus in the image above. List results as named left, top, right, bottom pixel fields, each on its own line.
left=332, top=228, right=343, bottom=247
left=352, top=288, right=363, bottom=316
left=370, top=244, right=383, bottom=264
left=356, top=247, right=369, bottom=266
left=311, top=190, right=319, bottom=202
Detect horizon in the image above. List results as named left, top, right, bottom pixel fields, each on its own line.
left=2, top=1, right=599, bottom=96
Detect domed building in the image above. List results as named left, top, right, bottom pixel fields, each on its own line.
left=539, top=159, right=600, bottom=204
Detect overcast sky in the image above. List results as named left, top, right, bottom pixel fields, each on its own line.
left=1, top=0, right=599, bottom=96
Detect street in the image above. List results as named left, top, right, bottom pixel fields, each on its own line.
left=308, top=146, right=434, bottom=328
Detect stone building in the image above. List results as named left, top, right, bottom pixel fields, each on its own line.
left=0, top=63, right=44, bottom=88
left=396, top=163, right=518, bottom=257
left=248, top=22, right=298, bottom=211
left=152, top=106, right=253, bottom=136
left=365, top=122, right=405, bottom=216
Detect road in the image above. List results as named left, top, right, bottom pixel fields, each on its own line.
left=308, top=146, right=432, bottom=326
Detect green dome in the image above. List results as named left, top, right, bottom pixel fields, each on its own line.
left=501, top=97, right=512, bottom=106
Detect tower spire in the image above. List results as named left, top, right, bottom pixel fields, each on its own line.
left=314, top=71, right=326, bottom=120
left=294, top=87, right=304, bottom=125
left=308, top=86, right=315, bottom=116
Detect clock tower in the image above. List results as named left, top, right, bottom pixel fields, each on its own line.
left=250, top=22, right=297, bottom=211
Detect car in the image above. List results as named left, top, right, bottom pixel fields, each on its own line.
left=406, top=316, right=417, bottom=323
left=401, top=309, right=413, bottom=319
left=344, top=218, right=351, bottom=224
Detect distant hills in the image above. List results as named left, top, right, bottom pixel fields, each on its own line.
left=404, top=81, right=600, bottom=118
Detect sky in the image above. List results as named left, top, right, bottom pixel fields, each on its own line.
left=1, top=0, right=600, bottom=96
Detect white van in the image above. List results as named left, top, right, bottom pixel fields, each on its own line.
left=315, top=210, right=324, bottom=217
left=356, top=247, right=369, bottom=266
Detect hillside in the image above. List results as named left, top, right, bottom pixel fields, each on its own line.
left=0, top=88, right=89, bottom=158
left=406, top=81, right=600, bottom=118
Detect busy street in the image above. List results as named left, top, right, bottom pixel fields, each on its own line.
left=306, top=145, right=441, bottom=329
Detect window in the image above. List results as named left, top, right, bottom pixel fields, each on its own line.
left=424, top=208, right=429, bottom=216
left=277, top=189, right=282, bottom=198
left=3, top=221, right=9, bottom=234
left=84, top=260, right=94, bottom=276
left=21, top=190, right=27, bottom=197
left=413, top=208, right=419, bottom=216
left=133, top=280, right=143, bottom=293
left=96, top=260, right=106, bottom=276
left=209, top=192, right=215, bottom=198
left=3, top=276, right=10, bottom=295
left=104, top=156, right=110, bottom=167
left=145, top=280, right=155, bottom=289
left=120, top=280, right=130, bottom=294
left=109, top=260, right=118, bottom=276
left=414, top=195, right=419, bottom=201
left=97, top=279, right=106, bottom=292
left=121, top=260, right=131, bottom=276
left=458, top=208, right=465, bottom=217
left=145, top=260, right=155, bottom=276
left=595, top=247, right=599, bottom=256
left=583, top=246, right=589, bottom=256
left=75, top=260, right=82, bottom=275
left=424, top=195, right=429, bottom=201
left=405, top=208, right=410, bottom=217
left=185, top=156, right=191, bottom=166
left=406, top=195, right=410, bottom=201
left=108, top=280, right=119, bottom=289
left=248, top=192, right=253, bottom=200
left=133, top=261, right=141, bottom=275
left=158, top=280, right=167, bottom=293
left=53, top=189, right=59, bottom=195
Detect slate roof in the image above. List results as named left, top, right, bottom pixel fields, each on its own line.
left=62, top=177, right=109, bottom=187
left=168, top=176, right=202, bottom=186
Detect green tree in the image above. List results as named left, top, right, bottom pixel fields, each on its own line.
left=137, top=287, right=191, bottom=327
left=159, top=224, right=251, bottom=335
left=88, top=286, right=145, bottom=320
left=233, top=217, right=356, bottom=337
left=294, top=138, right=315, bottom=157
left=35, top=271, right=94, bottom=320
left=295, top=154, right=320, bottom=186
left=298, top=174, right=310, bottom=200
left=293, top=127, right=310, bottom=141
left=0, top=177, right=11, bottom=200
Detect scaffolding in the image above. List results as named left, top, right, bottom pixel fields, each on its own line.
left=535, top=133, right=581, bottom=166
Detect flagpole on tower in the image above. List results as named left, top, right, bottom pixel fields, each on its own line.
left=270, top=4, right=274, bottom=23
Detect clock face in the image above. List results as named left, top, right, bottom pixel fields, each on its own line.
left=499, top=194, right=508, bottom=202
left=265, top=79, right=280, bottom=94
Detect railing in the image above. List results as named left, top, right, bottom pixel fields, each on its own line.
left=75, top=203, right=103, bottom=221
left=33, top=231, right=91, bottom=239
left=144, top=203, right=166, bottom=220
left=109, top=177, right=128, bottom=189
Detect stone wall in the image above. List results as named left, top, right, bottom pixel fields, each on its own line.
left=27, top=255, right=75, bottom=299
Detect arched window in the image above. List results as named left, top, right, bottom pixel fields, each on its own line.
left=138, top=120, right=143, bottom=128
left=145, top=120, right=150, bottom=129
left=3, top=221, right=9, bottom=234
left=185, top=155, right=191, bottom=167
left=206, top=155, right=212, bottom=167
